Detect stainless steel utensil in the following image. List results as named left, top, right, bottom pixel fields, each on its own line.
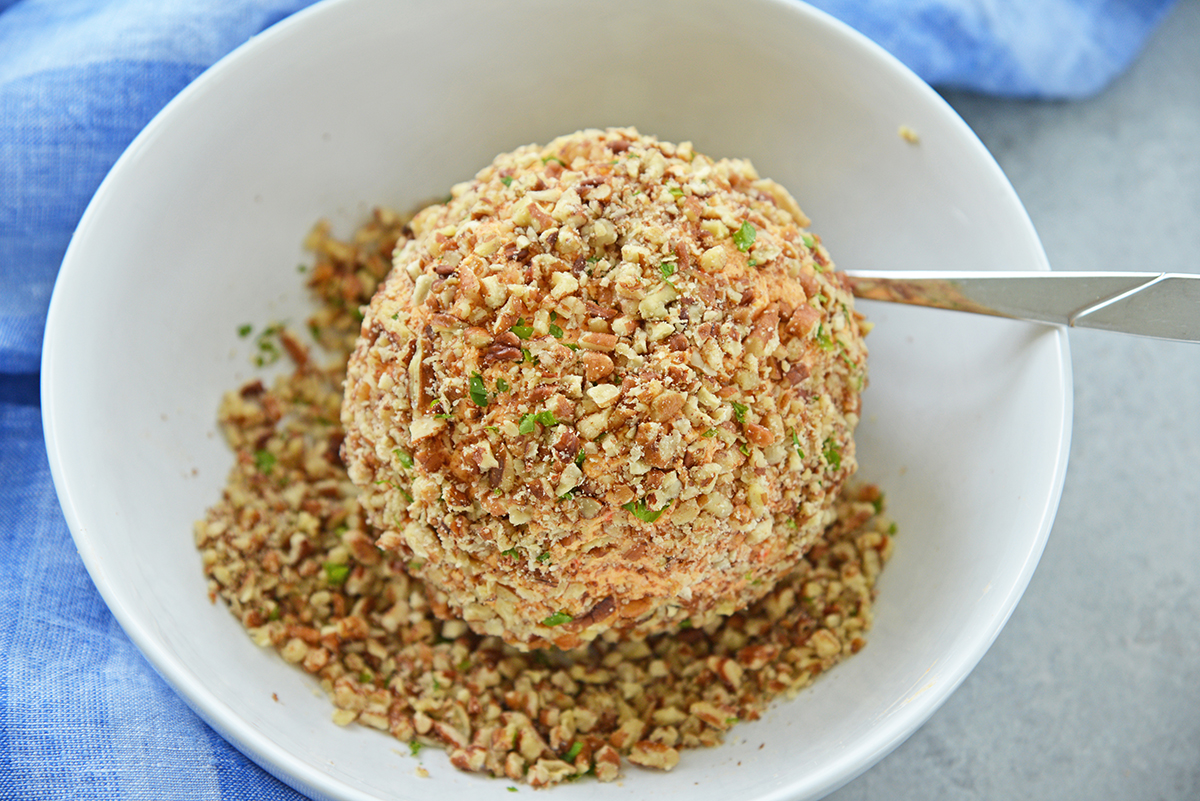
left=843, top=271, right=1200, bottom=343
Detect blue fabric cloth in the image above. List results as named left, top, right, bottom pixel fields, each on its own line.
left=0, top=0, right=1175, bottom=797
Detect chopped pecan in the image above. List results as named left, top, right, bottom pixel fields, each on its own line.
left=585, top=302, right=618, bottom=320
left=552, top=428, right=581, bottom=462
left=786, top=362, right=810, bottom=384
left=786, top=304, right=821, bottom=336
left=579, top=332, right=617, bottom=351
left=581, top=351, right=615, bottom=382
left=482, top=343, right=522, bottom=364
left=239, top=379, right=265, bottom=398
left=745, top=422, right=775, bottom=447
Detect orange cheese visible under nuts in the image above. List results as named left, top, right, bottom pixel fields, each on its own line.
left=340, top=127, right=869, bottom=649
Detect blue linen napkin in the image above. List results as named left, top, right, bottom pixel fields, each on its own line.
left=0, top=0, right=1175, bottom=797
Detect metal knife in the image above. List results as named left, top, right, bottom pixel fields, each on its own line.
left=842, top=271, right=1200, bottom=343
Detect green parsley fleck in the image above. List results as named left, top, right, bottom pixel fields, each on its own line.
left=542, top=156, right=567, bottom=167
left=409, top=741, right=423, bottom=757
left=733, top=221, right=757, bottom=252
left=507, top=787, right=519, bottom=793
left=485, top=425, right=500, bottom=434
left=501, top=548, right=519, bottom=559
left=730, top=400, right=748, bottom=424
left=549, top=323, right=564, bottom=339
left=510, top=318, right=534, bottom=339
left=496, top=378, right=510, bottom=392
left=399, top=488, right=414, bottom=503
left=815, top=324, right=836, bottom=351
left=558, top=491, right=575, bottom=502
left=823, top=438, right=842, bottom=470
left=679, top=618, right=693, bottom=629
left=791, top=430, right=805, bottom=459
left=469, top=372, right=489, bottom=407
left=702, top=428, right=717, bottom=438
left=801, top=233, right=816, bottom=248
left=323, top=562, right=350, bottom=585
left=543, top=611, right=573, bottom=626
left=253, top=323, right=283, bottom=367
left=871, top=493, right=885, bottom=515
left=564, top=343, right=579, bottom=351
left=536, top=551, right=552, bottom=563
left=659, top=261, right=677, bottom=281
left=518, top=414, right=537, bottom=435
left=668, top=186, right=684, bottom=198
left=237, top=323, right=253, bottom=338
left=622, top=499, right=666, bottom=523
left=535, top=410, right=558, bottom=427
left=433, top=412, right=455, bottom=420
left=393, top=448, right=413, bottom=469
left=501, top=175, right=514, bottom=187
left=738, top=442, right=750, bottom=456
left=254, top=449, right=276, bottom=474
left=522, top=347, right=535, bottom=364
left=565, top=742, right=584, bottom=760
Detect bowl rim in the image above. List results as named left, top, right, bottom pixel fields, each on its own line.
left=41, top=0, right=1073, bottom=798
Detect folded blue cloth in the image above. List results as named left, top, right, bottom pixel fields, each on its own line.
left=0, top=0, right=1175, bottom=797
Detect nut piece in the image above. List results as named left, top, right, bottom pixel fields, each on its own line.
left=628, top=740, right=681, bottom=771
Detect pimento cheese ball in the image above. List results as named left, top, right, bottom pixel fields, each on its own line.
left=341, top=128, right=868, bottom=650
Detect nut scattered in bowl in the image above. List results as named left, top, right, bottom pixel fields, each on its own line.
left=341, top=128, right=869, bottom=650
left=195, top=205, right=894, bottom=786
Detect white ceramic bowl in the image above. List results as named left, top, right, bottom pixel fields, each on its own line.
left=42, top=0, right=1071, bottom=799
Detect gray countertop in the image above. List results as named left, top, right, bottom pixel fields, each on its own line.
left=832, top=2, right=1200, bottom=798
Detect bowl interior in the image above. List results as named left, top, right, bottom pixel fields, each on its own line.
left=42, top=0, right=1070, bottom=799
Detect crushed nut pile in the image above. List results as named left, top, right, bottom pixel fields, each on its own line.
left=195, top=206, right=895, bottom=787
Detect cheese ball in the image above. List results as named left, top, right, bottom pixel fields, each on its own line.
left=341, top=128, right=868, bottom=650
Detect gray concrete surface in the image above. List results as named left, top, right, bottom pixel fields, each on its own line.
left=830, top=2, right=1200, bottom=799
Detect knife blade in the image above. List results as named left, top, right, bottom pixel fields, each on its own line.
left=842, top=270, right=1200, bottom=343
